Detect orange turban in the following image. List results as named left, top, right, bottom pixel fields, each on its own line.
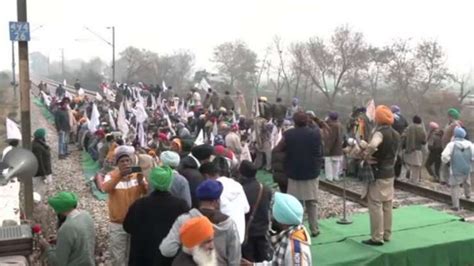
left=171, top=138, right=182, bottom=152
left=375, top=105, right=394, bottom=125
left=180, top=217, right=214, bottom=249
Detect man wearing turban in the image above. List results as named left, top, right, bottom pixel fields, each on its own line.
left=161, top=179, right=241, bottom=266
left=124, top=166, right=189, bottom=266
left=39, top=192, right=95, bottom=266
left=101, top=145, right=147, bottom=266
left=440, top=108, right=463, bottom=184
left=160, top=150, right=192, bottom=207
left=360, top=105, right=400, bottom=245
left=441, top=127, right=474, bottom=211
left=401, top=116, right=427, bottom=182
left=265, top=192, right=312, bottom=265
left=172, top=216, right=216, bottom=266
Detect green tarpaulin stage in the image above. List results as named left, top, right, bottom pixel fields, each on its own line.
left=254, top=171, right=474, bottom=265
left=311, top=205, right=474, bottom=266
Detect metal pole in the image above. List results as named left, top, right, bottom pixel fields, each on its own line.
left=337, top=156, right=352, bottom=225
left=61, top=48, right=65, bottom=77
left=112, top=26, right=115, bottom=84
left=11, top=41, right=16, bottom=93
left=17, top=0, right=33, bottom=218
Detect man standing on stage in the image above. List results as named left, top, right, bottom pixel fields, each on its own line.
left=361, top=105, right=400, bottom=245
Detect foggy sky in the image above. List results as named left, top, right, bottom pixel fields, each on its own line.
left=1, top=0, right=473, bottom=75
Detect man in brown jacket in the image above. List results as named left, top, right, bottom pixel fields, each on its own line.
left=102, top=145, right=147, bottom=266
left=322, top=112, right=344, bottom=181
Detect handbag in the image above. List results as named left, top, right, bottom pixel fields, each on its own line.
left=243, top=183, right=264, bottom=245
left=358, top=161, right=375, bottom=183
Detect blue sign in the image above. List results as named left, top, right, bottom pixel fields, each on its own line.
left=9, top=21, right=30, bottom=42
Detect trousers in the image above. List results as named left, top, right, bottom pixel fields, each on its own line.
left=425, top=149, right=442, bottom=180
left=255, top=149, right=272, bottom=171
left=324, top=156, right=343, bottom=181
left=408, top=165, right=422, bottom=182
left=368, top=195, right=393, bottom=242
left=450, top=176, right=472, bottom=208
left=58, top=130, right=69, bottom=156
left=109, top=223, right=130, bottom=266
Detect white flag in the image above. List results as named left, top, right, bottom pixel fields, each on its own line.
left=366, top=99, right=375, bottom=122
left=88, top=103, right=100, bottom=133
left=108, top=109, right=117, bottom=130
left=6, top=118, right=21, bottom=140
left=162, top=81, right=168, bottom=92
left=95, top=92, right=103, bottom=102
left=117, top=102, right=129, bottom=138
left=63, top=79, right=67, bottom=86
left=165, top=114, right=176, bottom=136
left=195, top=129, right=204, bottom=145
left=138, top=123, right=146, bottom=148
left=211, top=121, right=218, bottom=145
left=150, top=94, right=157, bottom=110
left=135, top=101, right=148, bottom=124
left=198, top=78, right=211, bottom=91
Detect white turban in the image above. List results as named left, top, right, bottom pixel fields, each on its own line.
left=160, top=151, right=181, bottom=168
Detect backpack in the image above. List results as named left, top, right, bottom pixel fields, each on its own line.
left=451, top=143, right=472, bottom=177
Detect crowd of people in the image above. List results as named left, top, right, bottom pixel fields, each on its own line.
left=12, top=80, right=472, bottom=265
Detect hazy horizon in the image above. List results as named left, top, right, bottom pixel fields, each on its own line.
left=2, top=0, right=474, bottom=75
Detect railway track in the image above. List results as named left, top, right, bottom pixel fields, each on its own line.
left=319, top=177, right=474, bottom=221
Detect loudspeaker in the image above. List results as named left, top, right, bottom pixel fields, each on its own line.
left=0, top=148, right=38, bottom=185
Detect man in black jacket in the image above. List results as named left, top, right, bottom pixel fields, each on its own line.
left=178, top=144, right=214, bottom=208
left=124, top=166, right=189, bottom=266
left=239, top=160, right=272, bottom=262
left=31, top=128, right=52, bottom=183
left=273, top=111, right=323, bottom=237
left=391, top=105, right=409, bottom=178
left=54, top=98, right=71, bottom=159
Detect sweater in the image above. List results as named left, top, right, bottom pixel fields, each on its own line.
left=102, top=169, right=147, bottom=223
left=46, top=210, right=95, bottom=266
left=160, top=208, right=241, bottom=266
left=123, top=191, right=189, bottom=266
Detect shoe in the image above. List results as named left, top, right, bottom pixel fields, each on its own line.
left=311, top=232, right=320, bottom=238
left=383, top=238, right=390, bottom=242
left=362, top=239, right=384, bottom=246
left=451, top=207, right=460, bottom=212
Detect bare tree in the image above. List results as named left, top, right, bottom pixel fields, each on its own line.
left=293, top=25, right=368, bottom=108
left=415, top=40, right=447, bottom=96
left=364, top=46, right=392, bottom=100
left=387, top=39, right=417, bottom=110
left=212, top=40, right=258, bottom=91
left=448, top=73, right=473, bottom=104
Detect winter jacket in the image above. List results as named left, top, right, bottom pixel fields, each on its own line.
left=427, top=129, right=443, bottom=151
left=123, top=191, right=189, bottom=266
left=240, top=178, right=272, bottom=238
left=322, top=120, right=343, bottom=157
left=272, top=103, right=287, bottom=121
left=403, top=124, right=426, bottom=152
left=221, top=95, right=235, bottom=111
left=211, top=93, right=220, bottom=110
left=271, top=146, right=287, bottom=187
left=217, top=176, right=250, bottom=244
left=169, top=170, right=192, bottom=208
left=441, top=138, right=474, bottom=182
left=178, top=156, right=205, bottom=208
left=54, top=108, right=71, bottom=132
left=160, top=208, right=242, bottom=266
left=274, top=126, right=322, bottom=180
left=46, top=210, right=95, bottom=266
left=392, top=114, right=409, bottom=135
left=31, top=138, right=52, bottom=177
left=172, top=252, right=196, bottom=266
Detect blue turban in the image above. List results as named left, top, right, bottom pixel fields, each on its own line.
left=454, top=127, right=466, bottom=139
left=196, top=180, right=223, bottom=201
left=273, top=192, right=304, bottom=225
left=160, top=151, right=181, bottom=168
